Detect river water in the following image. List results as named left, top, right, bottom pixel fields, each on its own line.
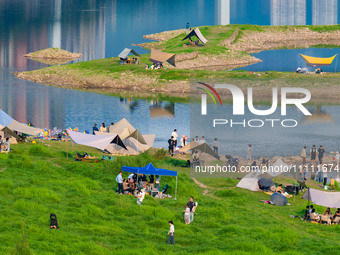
left=1, top=0, right=340, bottom=151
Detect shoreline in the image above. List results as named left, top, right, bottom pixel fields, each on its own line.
left=15, top=24, right=340, bottom=100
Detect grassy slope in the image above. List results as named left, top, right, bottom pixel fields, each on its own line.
left=1, top=142, right=340, bottom=255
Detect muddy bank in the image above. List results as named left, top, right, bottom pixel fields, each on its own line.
left=230, top=27, right=340, bottom=53
left=15, top=69, right=190, bottom=98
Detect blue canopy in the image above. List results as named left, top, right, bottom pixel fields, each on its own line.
left=122, top=163, right=177, bottom=177
left=0, top=110, right=14, bottom=126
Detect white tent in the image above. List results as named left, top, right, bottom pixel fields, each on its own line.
left=67, top=130, right=126, bottom=151
left=303, top=188, right=340, bottom=208
left=0, top=110, right=42, bottom=136
left=236, top=171, right=276, bottom=192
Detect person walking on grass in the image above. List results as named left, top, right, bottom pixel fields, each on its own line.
left=187, top=197, right=197, bottom=223
left=167, top=221, right=175, bottom=245
left=116, top=172, right=123, bottom=195
left=301, top=146, right=307, bottom=165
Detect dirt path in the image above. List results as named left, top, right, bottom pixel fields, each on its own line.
left=192, top=178, right=209, bottom=196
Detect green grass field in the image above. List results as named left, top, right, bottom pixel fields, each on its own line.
left=1, top=141, right=340, bottom=254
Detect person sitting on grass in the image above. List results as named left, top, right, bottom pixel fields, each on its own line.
left=325, top=207, right=332, bottom=216
left=123, top=179, right=130, bottom=194
left=309, top=208, right=319, bottom=222
left=136, top=188, right=146, bottom=206
left=3, top=138, right=10, bottom=152
left=167, top=221, right=175, bottom=245
left=276, top=184, right=284, bottom=193
left=303, top=206, right=310, bottom=220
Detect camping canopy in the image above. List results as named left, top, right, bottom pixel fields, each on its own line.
left=0, top=110, right=14, bottom=126
left=0, top=110, right=42, bottom=136
left=300, top=54, right=337, bottom=67
left=122, top=162, right=177, bottom=176
left=8, top=120, right=42, bottom=136
left=122, top=162, right=178, bottom=199
left=149, top=49, right=176, bottom=67
left=118, top=48, right=140, bottom=59
left=182, top=27, right=208, bottom=44
left=303, top=188, right=340, bottom=208
left=67, top=130, right=127, bottom=151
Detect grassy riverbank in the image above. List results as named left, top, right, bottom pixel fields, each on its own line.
left=1, top=141, right=340, bottom=254
left=15, top=24, right=340, bottom=100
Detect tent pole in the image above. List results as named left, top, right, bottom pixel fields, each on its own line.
left=174, top=175, right=178, bottom=200
left=335, top=55, right=338, bottom=73
left=66, top=134, right=68, bottom=159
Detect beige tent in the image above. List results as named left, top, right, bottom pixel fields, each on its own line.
left=178, top=141, right=219, bottom=160
left=96, top=118, right=155, bottom=155
left=182, top=27, right=208, bottom=44
left=8, top=120, right=42, bottom=136
left=109, top=118, right=136, bottom=135
left=0, top=126, right=19, bottom=144
left=149, top=48, right=176, bottom=67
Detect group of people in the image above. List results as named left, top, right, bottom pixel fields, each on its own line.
left=92, top=122, right=115, bottom=134
left=115, top=171, right=161, bottom=204
left=0, top=136, right=10, bottom=152
left=145, top=63, right=163, bottom=70
left=304, top=205, right=340, bottom=225
left=296, top=66, right=323, bottom=74
left=300, top=145, right=325, bottom=165
left=167, top=129, right=187, bottom=156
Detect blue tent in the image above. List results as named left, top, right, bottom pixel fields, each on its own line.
left=122, top=163, right=178, bottom=199
left=0, top=110, right=14, bottom=126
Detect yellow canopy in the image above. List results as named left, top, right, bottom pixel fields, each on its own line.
left=300, top=54, right=337, bottom=67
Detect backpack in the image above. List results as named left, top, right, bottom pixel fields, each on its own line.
left=50, top=213, right=58, bottom=228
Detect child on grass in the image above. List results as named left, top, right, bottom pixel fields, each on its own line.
left=184, top=206, right=190, bottom=224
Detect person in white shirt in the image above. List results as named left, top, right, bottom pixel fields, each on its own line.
left=4, top=138, right=10, bottom=152
left=212, top=138, right=219, bottom=154
left=199, top=136, right=206, bottom=144
left=171, top=129, right=178, bottom=147
left=167, top=221, right=175, bottom=245
left=108, top=122, right=114, bottom=133
left=136, top=188, right=146, bottom=206
left=99, top=123, right=107, bottom=133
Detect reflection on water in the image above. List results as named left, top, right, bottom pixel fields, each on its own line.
left=1, top=0, right=340, bottom=148
left=191, top=103, right=340, bottom=157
